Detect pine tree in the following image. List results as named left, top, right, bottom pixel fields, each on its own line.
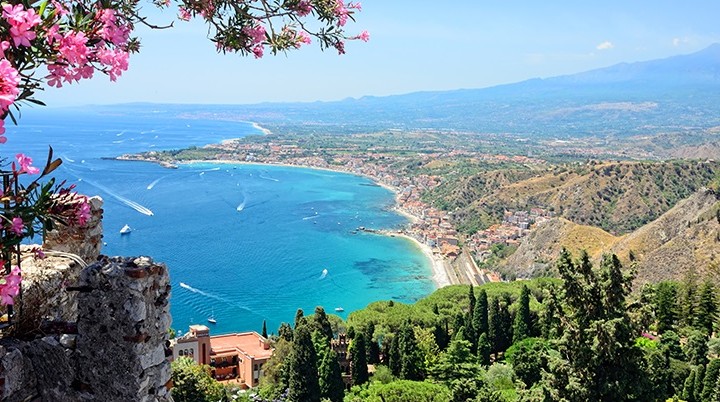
left=294, top=308, right=305, bottom=329
left=680, top=268, right=699, bottom=328
left=318, top=348, right=345, bottom=402
left=365, top=323, right=380, bottom=364
left=350, top=332, right=369, bottom=386
left=313, top=306, right=334, bottom=341
left=513, top=285, right=532, bottom=343
left=287, top=325, right=321, bottom=402
left=539, top=287, right=562, bottom=339
left=278, top=322, right=293, bottom=341
left=697, top=281, right=718, bottom=335
left=545, top=251, right=647, bottom=401
left=655, top=281, right=678, bottom=333
left=261, top=320, right=268, bottom=338
left=685, top=330, right=709, bottom=366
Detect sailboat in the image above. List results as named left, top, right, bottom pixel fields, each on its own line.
left=120, top=224, right=132, bottom=235
left=207, top=309, right=217, bottom=324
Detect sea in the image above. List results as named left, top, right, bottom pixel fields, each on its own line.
left=4, top=104, right=435, bottom=335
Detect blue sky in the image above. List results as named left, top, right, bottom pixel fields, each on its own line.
left=41, top=1, right=720, bottom=106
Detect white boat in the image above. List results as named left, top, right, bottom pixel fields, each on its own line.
left=120, top=224, right=132, bottom=235
left=207, top=308, right=217, bottom=324
left=334, top=307, right=344, bottom=312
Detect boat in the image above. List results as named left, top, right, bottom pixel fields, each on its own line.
left=207, top=308, right=217, bottom=324
left=334, top=307, right=344, bottom=312
left=120, top=224, right=132, bottom=235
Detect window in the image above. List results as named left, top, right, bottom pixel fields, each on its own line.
left=254, top=364, right=259, bottom=371
left=178, top=350, right=184, bottom=356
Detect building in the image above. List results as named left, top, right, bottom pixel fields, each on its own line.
left=171, top=325, right=273, bottom=388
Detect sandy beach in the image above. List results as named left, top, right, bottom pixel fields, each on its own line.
left=390, top=232, right=452, bottom=288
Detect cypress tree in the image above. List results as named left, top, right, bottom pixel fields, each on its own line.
left=318, top=349, right=345, bottom=402
left=488, top=296, right=502, bottom=356
left=398, top=321, right=424, bottom=381
left=477, top=332, right=491, bottom=366
left=680, top=269, right=699, bottom=328
left=540, top=287, right=561, bottom=339
left=655, top=281, right=678, bottom=333
left=697, top=281, right=718, bottom=335
left=261, top=320, right=268, bottom=339
left=468, top=285, right=476, bottom=320
left=464, top=312, right=477, bottom=354
left=294, top=308, right=305, bottom=329
left=365, top=323, right=380, bottom=364
left=350, top=332, right=369, bottom=386
left=433, top=321, right=449, bottom=351
left=287, top=325, right=320, bottom=402
left=513, top=285, right=532, bottom=343
left=695, top=365, right=706, bottom=402
left=313, top=306, right=334, bottom=341
left=452, top=312, right=465, bottom=339
left=388, top=335, right=401, bottom=376
left=432, top=303, right=440, bottom=315
left=278, top=322, right=293, bottom=341
left=473, top=288, right=489, bottom=336
left=498, top=294, right=514, bottom=352
left=704, top=359, right=720, bottom=402
left=682, top=367, right=696, bottom=402
left=685, top=330, right=709, bottom=366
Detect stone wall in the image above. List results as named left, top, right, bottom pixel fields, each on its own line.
left=0, top=196, right=174, bottom=402
left=44, top=195, right=104, bottom=265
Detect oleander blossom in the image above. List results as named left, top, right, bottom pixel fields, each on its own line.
left=16, top=153, right=40, bottom=174
left=0, top=265, right=21, bottom=305
left=354, top=30, right=369, bottom=42
left=2, top=4, right=42, bottom=47
left=10, top=217, right=23, bottom=236
left=295, top=31, right=312, bottom=47
left=0, top=59, right=20, bottom=111
left=76, top=198, right=91, bottom=226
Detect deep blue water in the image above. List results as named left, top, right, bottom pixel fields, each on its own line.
left=4, top=105, right=435, bottom=334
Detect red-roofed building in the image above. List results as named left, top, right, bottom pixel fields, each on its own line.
left=171, top=325, right=273, bottom=388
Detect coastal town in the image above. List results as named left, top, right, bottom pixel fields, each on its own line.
left=121, top=132, right=551, bottom=287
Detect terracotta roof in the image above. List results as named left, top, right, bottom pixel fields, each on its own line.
left=210, top=332, right=273, bottom=360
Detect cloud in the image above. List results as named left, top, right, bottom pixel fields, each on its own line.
left=672, top=37, right=690, bottom=47
left=596, top=41, right=614, bottom=50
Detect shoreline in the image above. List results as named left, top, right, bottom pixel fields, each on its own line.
left=119, top=156, right=456, bottom=289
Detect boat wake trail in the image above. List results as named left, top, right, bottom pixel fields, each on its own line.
left=180, top=282, right=257, bottom=315
left=147, top=176, right=167, bottom=190
left=302, top=214, right=319, bottom=220
left=259, top=175, right=279, bottom=182
left=319, top=269, right=328, bottom=280
left=82, top=178, right=154, bottom=216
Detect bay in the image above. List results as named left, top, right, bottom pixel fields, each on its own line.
left=4, top=105, right=435, bottom=334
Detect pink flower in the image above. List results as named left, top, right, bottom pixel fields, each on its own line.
left=16, top=153, right=40, bottom=174
left=0, top=266, right=21, bottom=305
left=334, top=40, right=345, bottom=55
left=0, top=119, right=6, bottom=144
left=295, top=31, right=312, bottom=48
left=10, top=216, right=23, bottom=236
left=32, top=247, right=46, bottom=259
left=243, top=24, right=266, bottom=46
left=252, top=44, right=264, bottom=59
left=0, top=59, right=20, bottom=111
left=178, top=7, right=191, bottom=21
left=348, top=2, right=362, bottom=11
left=334, top=0, right=349, bottom=26
left=354, top=30, right=370, bottom=42
left=2, top=4, right=42, bottom=47
left=76, top=199, right=91, bottom=226
left=294, top=0, right=312, bottom=16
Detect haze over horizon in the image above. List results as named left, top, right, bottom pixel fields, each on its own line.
left=39, top=1, right=720, bottom=107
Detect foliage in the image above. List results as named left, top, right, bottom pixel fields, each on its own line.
left=349, top=332, right=369, bottom=386
left=287, top=325, right=320, bottom=402
left=344, top=380, right=451, bottom=402
left=504, top=337, right=550, bottom=388
left=170, top=357, right=225, bottom=402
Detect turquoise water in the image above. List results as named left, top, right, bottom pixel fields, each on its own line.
left=5, top=105, right=435, bottom=334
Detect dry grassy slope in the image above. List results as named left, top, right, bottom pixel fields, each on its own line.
left=461, top=161, right=720, bottom=235
left=500, top=189, right=720, bottom=287
left=500, top=217, right=619, bottom=279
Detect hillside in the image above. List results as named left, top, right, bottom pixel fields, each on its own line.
left=500, top=189, right=720, bottom=287
left=432, top=160, right=720, bottom=235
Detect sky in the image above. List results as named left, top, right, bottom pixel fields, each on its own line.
left=40, top=1, right=720, bottom=107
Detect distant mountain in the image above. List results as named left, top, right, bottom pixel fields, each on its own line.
left=166, top=44, right=720, bottom=138
left=500, top=188, right=720, bottom=287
